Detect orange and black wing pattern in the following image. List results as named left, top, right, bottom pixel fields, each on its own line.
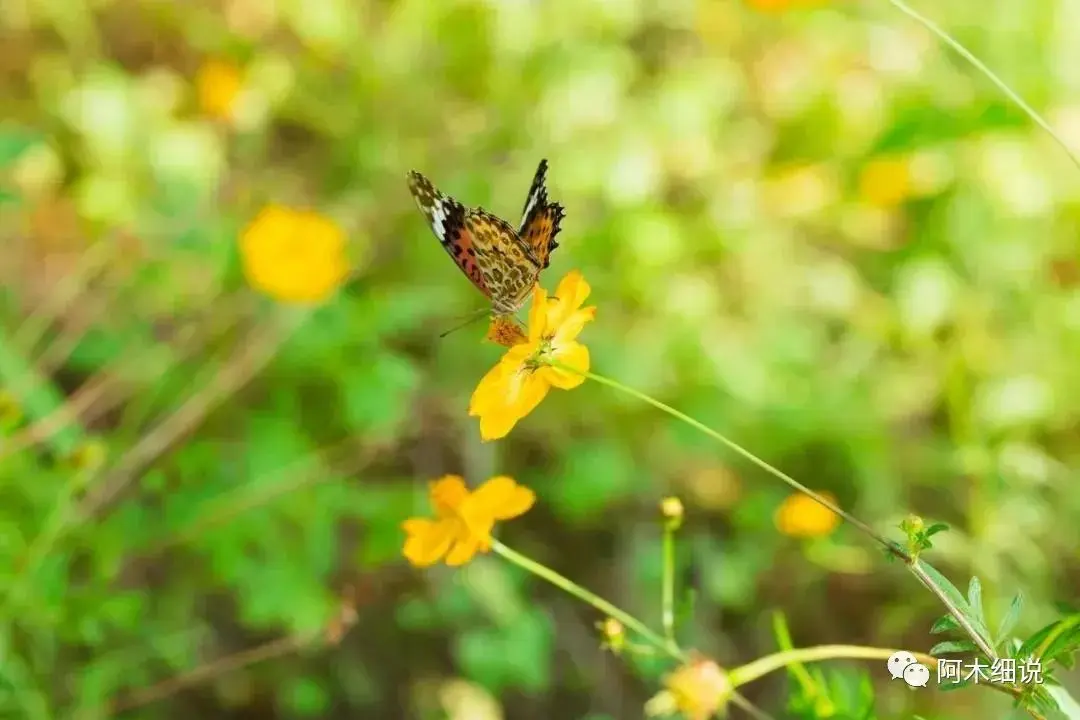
left=517, top=159, right=565, bottom=270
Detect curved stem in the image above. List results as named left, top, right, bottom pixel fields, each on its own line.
left=884, top=0, right=1080, bottom=173
left=573, top=366, right=906, bottom=560
left=492, top=540, right=686, bottom=661
left=729, top=645, right=936, bottom=687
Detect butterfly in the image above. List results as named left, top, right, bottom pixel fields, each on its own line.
left=407, top=159, right=565, bottom=316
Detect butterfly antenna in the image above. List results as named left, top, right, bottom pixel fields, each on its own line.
left=438, top=308, right=491, bottom=339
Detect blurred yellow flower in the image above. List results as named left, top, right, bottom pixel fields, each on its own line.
left=745, top=0, right=823, bottom=11
left=775, top=491, right=841, bottom=538
left=660, top=496, right=685, bottom=529
left=402, top=475, right=535, bottom=567
left=196, top=59, right=244, bottom=121
left=239, top=205, right=348, bottom=303
left=646, top=655, right=732, bottom=720
left=469, top=270, right=595, bottom=441
left=598, top=617, right=626, bottom=654
left=859, top=156, right=913, bottom=207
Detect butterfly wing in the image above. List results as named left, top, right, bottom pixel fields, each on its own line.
left=517, top=159, right=565, bottom=269
left=408, top=170, right=491, bottom=297
left=464, top=208, right=541, bottom=314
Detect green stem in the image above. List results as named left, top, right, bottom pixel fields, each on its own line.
left=729, top=645, right=937, bottom=687
left=494, top=540, right=777, bottom=720
left=771, top=612, right=819, bottom=699
left=884, top=0, right=1080, bottom=173
left=730, top=644, right=1022, bottom=702
left=554, top=362, right=1008, bottom=685
left=573, top=366, right=906, bottom=561
left=661, top=524, right=676, bottom=646
left=492, top=539, right=687, bottom=662
left=910, top=559, right=998, bottom=661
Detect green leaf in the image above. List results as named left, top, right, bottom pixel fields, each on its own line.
left=918, top=562, right=994, bottom=649
left=930, top=614, right=962, bottom=635
left=967, top=576, right=985, bottom=623
left=1018, top=614, right=1080, bottom=663
left=931, top=639, right=978, bottom=655
left=1041, top=625, right=1080, bottom=666
left=924, top=522, right=950, bottom=538
left=995, top=592, right=1024, bottom=649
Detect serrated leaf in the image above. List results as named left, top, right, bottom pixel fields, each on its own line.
left=1041, top=625, right=1080, bottom=666
left=995, top=592, right=1024, bottom=649
left=1018, top=614, right=1080, bottom=662
left=1019, top=620, right=1063, bottom=659
left=931, top=639, right=978, bottom=655
left=918, top=561, right=995, bottom=649
left=967, top=576, right=985, bottom=623
left=931, top=614, right=962, bottom=634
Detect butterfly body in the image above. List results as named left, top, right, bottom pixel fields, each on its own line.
left=407, top=160, right=565, bottom=316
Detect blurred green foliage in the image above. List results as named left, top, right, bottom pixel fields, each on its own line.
left=2, top=0, right=1080, bottom=718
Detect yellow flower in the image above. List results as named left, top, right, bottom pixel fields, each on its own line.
left=468, top=270, right=596, bottom=441
left=775, top=491, right=841, bottom=538
left=401, top=475, right=535, bottom=567
left=239, top=204, right=349, bottom=303
left=646, top=655, right=733, bottom=720
left=859, top=156, right=913, bottom=207
left=196, top=59, right=244, bottom=121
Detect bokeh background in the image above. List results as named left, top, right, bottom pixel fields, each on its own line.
left=2, top=0, right=1080, bottom=718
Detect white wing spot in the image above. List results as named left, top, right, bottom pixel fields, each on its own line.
left=519, top=194, right=539, bottom=229
left=430, top=202, right=447, bottom=241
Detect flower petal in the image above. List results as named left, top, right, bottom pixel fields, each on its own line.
left=470, top=362, right=525, bottom=440
left=445, top=533, right=482, bottom=566
left=552, top=306, right=596, bottom=345
left=402, top=518, right=454, bottom=567
left=430, top=475, right=470, bottom=516
left=527, top=284, right=550, bottom=342
left=469, top=346, right=530, bottom=417
left=478, top=409, right=522, bottom=442
left=547, top=270, right=591, bottom=328
left=470, top=349, right=551, bottom=441
left=544, top=342, right=589, bottom=389
left=509, top=368, right=551, bottom=420
left=469, top=475, right=537, bottom=521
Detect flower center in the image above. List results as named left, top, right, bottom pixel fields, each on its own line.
left=524, top=336, right=556, bottom=371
